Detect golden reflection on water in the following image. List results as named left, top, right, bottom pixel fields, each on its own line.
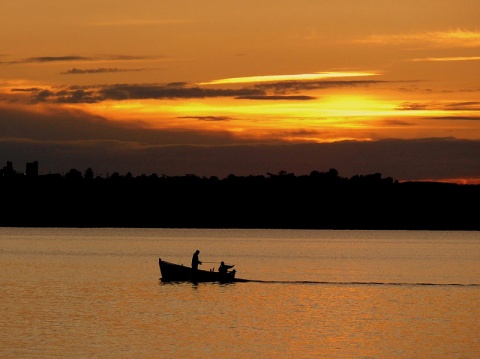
left=1, top=228, right=479, bottom=358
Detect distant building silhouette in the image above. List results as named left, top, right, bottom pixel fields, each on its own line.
left=0, top=161, right=15, bottom=177
left=1, top=160, right=39, bottom=177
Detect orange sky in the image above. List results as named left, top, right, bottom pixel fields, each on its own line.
left=1, top=1, right=479, bottom=182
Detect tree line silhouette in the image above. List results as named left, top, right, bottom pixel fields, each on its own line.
left=1, top=165, right=479, bottom=230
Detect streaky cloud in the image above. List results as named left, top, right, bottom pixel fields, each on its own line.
left=199, top=71, right=380, bottom=85
left=29, top=83, right=263, bottom=103
left=235, top=95, right=316, bottom=100
left=10, top=87, right=43, bottom=93
left=361, top=29, right=480, bottom=47
left=396, top=101, right=480, bottom=112
left=97, top=84, right=264, bottom=102
left=8, top=79, right=390, bottom=104
left=7, top=83, right=264, bottom=104
left=445, top=101, right=480, bottom=110
left=426, top=116, right=480, bottom=121
left=4, top=54, right=157, bottom=65
left=396, top=102, right=429, bottom=111
left=16, top=56, right=94, bottom=63
left=34, top=87, right=101, bottom=104
left=99, top=54, right=158, bottom=61
left=0, top=103, right=236, bottom=145
left=30, top=81, right=337, bottom=103
left=408, top=56, right=480, bottom=62
left=179, top=116, right=233, bottom=122
left=255, top=80, right=387, bottom=94
left=62, top=67, right=148, bottom=75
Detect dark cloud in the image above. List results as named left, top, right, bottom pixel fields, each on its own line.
left=100, top=55, right=155, bottom=61
left=180, top=116, right=233, bottom=121
left=10, top=87, right=43, bottom=93
left=31, top=87, right=102, bottom=104
left=1, top=104, right=479, bottom=181
left=1, top=136, right=479, bottom=182
left=97, top=83, right=264, bottom=101
left=444, top=102, right=480, bottom=110
left=11, top=79, right=388, bottom=104
left=21, top=83, right=264, bottom=103
left=396, top=101, right=480, bottom=112
left=427, top=116, right=480, bottom=121
left=254, top=80, right=387, bottom=94
left=2, top=54, right=155, bottom=65
left=0, top=104, right=236, bottom=144
left=235, top=95, right=316, bottom=100
left=62, top=67, right=148, bottom=75
left=16, top=56, right=95, bottom=63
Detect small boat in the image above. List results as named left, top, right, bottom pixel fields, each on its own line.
left=159, top=258, right=249, bottom=283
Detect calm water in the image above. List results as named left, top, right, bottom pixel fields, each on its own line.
left=1, top=228, right=479, bottom=359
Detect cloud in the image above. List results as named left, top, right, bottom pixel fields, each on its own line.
left=235, top=95, right=316, bottom=100
left=26, top=56, right=94, bottom=63
left=2, top=54, right=156, bottom=65
left=0, top=103, right=236, bottom=145
left=199, top=71, right=380, bottom=85
left=11, top=56, right=95, bottom=64
left=254, top=80, right=387, bottom=94
left=100, top=54, right=157, bottom=61
left=1, top=135, right=479, bottom=183
left=396, top=101, right=480, bottom=113
left=444, top=102, right=480, bottom=110
left=1, top=103, right=479, bottom=182
left=97, top=84, right=264, bottom=102
left=361, top=29, right=480, bottom=48
left=8, top=83, right=264, bottom=103
left=36, top=87, right=102, bottom=104
left=427, top=116, right=480, bottom=121
left=396, top=102, right=429, bottom=111
left=62, top=67, right=149, bottom=75
left=26, top=81, right=385, bottom=103
left=5, top=78, right=392, bottom=104
left=408, top=56, right=480, bottom=62
left=10, top=87, right=43, bottom=93
left=179, top=116, right=233, bottom=122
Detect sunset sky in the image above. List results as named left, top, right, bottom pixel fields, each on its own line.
left=1, top=0, right=479, bottom=183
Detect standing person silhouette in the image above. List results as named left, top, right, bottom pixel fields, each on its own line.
left=192, top=250, right=202, bottom=271
left=191, top=250, right=202, bottom=282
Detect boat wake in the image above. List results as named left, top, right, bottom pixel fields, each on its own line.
left=243, top=280, right=479, bottom=287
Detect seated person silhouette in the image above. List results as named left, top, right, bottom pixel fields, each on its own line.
left=218, top=261, right=234, bottom=274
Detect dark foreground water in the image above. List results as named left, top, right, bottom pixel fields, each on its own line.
left=1, top=228, right=479, bottom=358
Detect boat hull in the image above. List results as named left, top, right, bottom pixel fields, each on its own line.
left=159, top=258, right=248, bottom=283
